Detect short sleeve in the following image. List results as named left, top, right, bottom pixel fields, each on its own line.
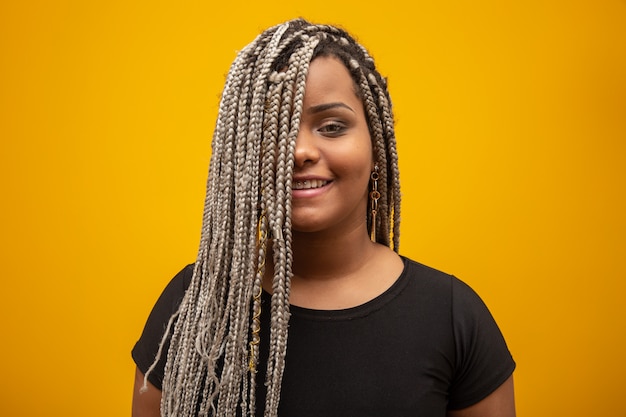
left=447, top=277, right=516, bottom=410
left=131, top=264, right=194, bottom=390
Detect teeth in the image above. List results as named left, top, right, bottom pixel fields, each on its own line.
left=293, top=179, right=328, bottom=190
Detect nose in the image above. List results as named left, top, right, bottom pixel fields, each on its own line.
left=293, top=128, right=320, bottom=168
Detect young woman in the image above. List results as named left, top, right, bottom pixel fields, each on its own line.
left=132, top=19, right=516, bottom=417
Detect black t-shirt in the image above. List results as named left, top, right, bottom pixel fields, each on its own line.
left=132, top=257, right=515, bottom=416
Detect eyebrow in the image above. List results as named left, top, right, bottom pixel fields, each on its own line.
left=307, top=102, right=355, bottom=114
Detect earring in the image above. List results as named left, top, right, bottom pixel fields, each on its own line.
left=369, top=166, right=380, bottom=242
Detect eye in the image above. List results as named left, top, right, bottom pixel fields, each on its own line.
left=318, top=120, right=347, bottom=137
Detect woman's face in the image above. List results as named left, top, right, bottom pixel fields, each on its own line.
left=290, top=55, right=373, bottom=236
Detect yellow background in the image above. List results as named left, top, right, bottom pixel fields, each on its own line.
left=1, top=1, right=624, bottom=416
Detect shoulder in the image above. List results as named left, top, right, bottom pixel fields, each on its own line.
left=401, top=257, right=487, bottom=306
left=132, top=263, right=195, bottom=387
left=385, top=257, right=458, bottom=324
left=402, top=256, right=454, bottom=281
left=400, top=256, right=456, bottom=298
left=137, top=262, right=195, bottom=330
left=398, top=257, right=505, bottom=339
left=153, top=263, right=195, bottom=310
left=400, top=258, right=515, bottom=409
left=165, top=263, right=194, bottom=295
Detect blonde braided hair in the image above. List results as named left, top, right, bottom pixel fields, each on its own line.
left=144, top=18, right=401, bottom=417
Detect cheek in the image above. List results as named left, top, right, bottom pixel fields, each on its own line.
left=345, top=156, right=374, bottom=193
left=335, top=151, right=372, bottom=181
left=325, top=127, right=373, bottom=180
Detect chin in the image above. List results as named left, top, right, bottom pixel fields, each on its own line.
left=291, top=219, right=332, bottom=234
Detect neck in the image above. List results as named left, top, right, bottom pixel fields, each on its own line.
left=290, top=225, right=376, bottom=281
left=262, top=223, right=404, bottom=310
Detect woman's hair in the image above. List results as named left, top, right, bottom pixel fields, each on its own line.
left=145, top=18, right=401, bottom=417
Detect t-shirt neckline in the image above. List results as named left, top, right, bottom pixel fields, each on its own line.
left=262, top=256, right=411, bottom=321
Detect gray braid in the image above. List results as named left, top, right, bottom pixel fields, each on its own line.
left=143, top=18, right=401, bottom=417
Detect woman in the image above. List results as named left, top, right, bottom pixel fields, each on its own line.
left=132, top=18, right=516, bottom=417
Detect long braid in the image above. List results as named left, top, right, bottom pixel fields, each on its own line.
left=356, top=64, right=391, bottom=245
left=264, top=34, right=319, bottom=417
left=144, top=18, right=402, bottom=417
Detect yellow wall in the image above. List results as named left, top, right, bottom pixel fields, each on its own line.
left=1, top=1, right=624, bottom=415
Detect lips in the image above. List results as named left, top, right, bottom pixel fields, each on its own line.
left=292, top=179, right=330, bottom=190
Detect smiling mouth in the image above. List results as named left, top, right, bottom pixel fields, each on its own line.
left=293, top=179, right=329, bottom=190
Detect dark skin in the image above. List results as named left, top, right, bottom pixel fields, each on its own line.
left=132, top=56, right=516, bottom=417
left=132, top=368, right=160, bottom=417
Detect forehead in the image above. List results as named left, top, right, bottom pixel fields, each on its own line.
left=303, top=56, right=360, bottom=105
